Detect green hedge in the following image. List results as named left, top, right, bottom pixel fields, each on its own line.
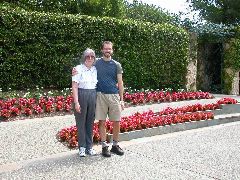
left=1, top=3, right=189, bottom=91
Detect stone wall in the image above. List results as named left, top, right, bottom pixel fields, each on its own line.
left=197, top=43, right=213, bottom=91
left=231, top=72, right=239, bottom=95
left=186, top=33, right=197, bottom=91
left=227, top=69, right=240, bottom=95
left=223, top=41, right=240, bottom=95
left=187, top=37, right=239, bottom=95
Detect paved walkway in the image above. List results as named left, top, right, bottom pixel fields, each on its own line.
left=0, top=94, right=239, bottom=179
left=1, top=121, right=240, bottom=180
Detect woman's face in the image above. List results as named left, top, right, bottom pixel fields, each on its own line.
left=84, top=53, right=95, bottom=67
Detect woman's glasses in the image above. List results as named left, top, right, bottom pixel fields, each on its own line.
left=86, top=55, right=95, bottom=59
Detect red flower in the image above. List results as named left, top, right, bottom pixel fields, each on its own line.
left=33, top=105, right=43, bottom=114
left=56, top=101, right=64, bottom=111
left=0, top=109, right=11, bottom=118
left=68, top=136, right=78, bottom=148
left=10, top=107, right=21, bottom=116
left=45, top=100, right=54, bottom=113
left=217, top=98, right=238, bottom=105
left=24, top=108, right=32, bottom=116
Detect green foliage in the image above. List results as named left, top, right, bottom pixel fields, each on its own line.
left=222, top=26, right=240, bottom=94
left=2, top=0, right=126, bottom=18
left=222, top=70, right=234, bottom=94
left=184, top=0, right=239, bottom=43
left=1, top=3, right=189, bottom=91
left=79, top=0, right=126, bottom=18
left=187, top=0, right=240, bottom=25
left=2, top=0, right=83, bottom=14
left=125, top=0, right=180, bottom=25
left=224, top=40, right=240, bottom=70
left=194, top=23, right=236, bottom=43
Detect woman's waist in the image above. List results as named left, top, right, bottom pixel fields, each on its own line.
left=78, top=88, right=96, bottom=91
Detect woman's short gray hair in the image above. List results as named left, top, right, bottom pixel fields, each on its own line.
left=81, top=48, right=96, bottom=63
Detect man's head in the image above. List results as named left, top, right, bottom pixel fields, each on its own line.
left=101, top=41, right=113, bottom=59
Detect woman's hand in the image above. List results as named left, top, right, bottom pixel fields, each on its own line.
left=75, top=102, right=81, bottom=113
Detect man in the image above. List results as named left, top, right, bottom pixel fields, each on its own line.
left=95, top=41, right=125, bottom=157
left=73, top=41, right=125, bottom=157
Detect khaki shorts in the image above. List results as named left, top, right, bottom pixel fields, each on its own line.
left=95, top=92, right=122, bottom=121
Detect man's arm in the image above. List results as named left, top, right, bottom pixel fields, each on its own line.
left=117, top=74, right=124, bottom=109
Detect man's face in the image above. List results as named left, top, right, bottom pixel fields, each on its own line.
left=102, top=44, right=113, bottom=58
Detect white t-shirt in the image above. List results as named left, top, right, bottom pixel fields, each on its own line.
left=72, top=64, right=98, bottom=89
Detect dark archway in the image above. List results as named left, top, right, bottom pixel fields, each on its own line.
left=197, top=42, right=223, bottom=93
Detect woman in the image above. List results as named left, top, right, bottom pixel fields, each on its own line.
left=72, top=48, right=98, bottom=157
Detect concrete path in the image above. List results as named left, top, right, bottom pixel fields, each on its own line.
left=1, top=121, right=240, bottom=180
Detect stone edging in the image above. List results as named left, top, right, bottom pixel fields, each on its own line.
left=107, top=113, right=240, bottom=142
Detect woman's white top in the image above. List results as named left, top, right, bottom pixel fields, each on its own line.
left=72, top=64, right=98, bottom=89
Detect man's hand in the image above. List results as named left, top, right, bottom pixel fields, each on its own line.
left=120, top=101, right=125, bottom=111
left=72, top=67, right=78, bottom=76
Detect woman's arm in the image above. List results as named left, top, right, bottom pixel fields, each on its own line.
left=72, top=81, right=81, bottom=113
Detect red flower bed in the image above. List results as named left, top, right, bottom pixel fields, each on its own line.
left=0, top=91, right=215, bottom=121
left=124, top=91, right=214, bottom=105
left=217, top=97, right=238, bottom=104
left=57, top=97, right=238, bottom=148
left=57, top=103, right=225, bottom=148
left=0, top=96, right=73, bottom=120
left=1, top=89, right=238, bottom=122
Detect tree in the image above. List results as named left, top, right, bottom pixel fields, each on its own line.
left=1, top=0, right=82, bottom=14
left=79, top=0, right=126, bottom=18
left=125, top=0, right=180, bottom=25
left=1, top=0, right=126, bottom=18
left=187, top=0, right=240, bottom=25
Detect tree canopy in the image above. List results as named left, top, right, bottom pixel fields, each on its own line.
left=2, top=0, right=180, bottom=25
left=125, top=0, right=179, bottom=25
left=1, top=0, right=126, bottom=18
left=187, top=0, right=240, bottom=25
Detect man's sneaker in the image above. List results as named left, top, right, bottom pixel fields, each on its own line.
left=110, top=145, right=124, bottom=156
left=86, top=148, right=96, bottom=156
left=79, top=147, right=86, bottom=157
left=102, top=146, right=111, bottom=157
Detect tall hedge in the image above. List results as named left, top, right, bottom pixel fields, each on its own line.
left=1, top=3, right=189, bottom=91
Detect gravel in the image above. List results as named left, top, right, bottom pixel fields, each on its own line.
left=0, top=115, right=75, bottom=165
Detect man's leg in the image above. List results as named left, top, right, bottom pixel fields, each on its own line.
left=99, top=120, right=107, bottom=142
left=99, top=120, right=111, bottom=157
left=110, top=120, right=124, bottom=156
left=108, top=94, right=124, bottom=156
left=112, top=121, right=120, bottom=141
left=95, top=93, right=111, bottom=157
